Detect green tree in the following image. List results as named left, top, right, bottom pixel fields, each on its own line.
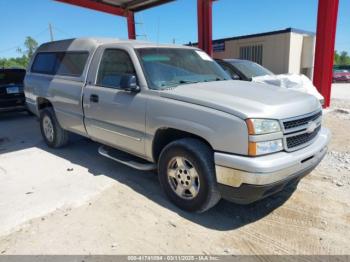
left=0, top=36, right=38, bottom=68
left=17, top=36, right=39, bottom=65
left=334, top=50, right=350, bottom=66
left=24, top=36, right=38, bottom=60
left=0, top=56, right=27, bottom=68
left=334, top=50, right=340, bottom=64
left=339, top=51, right=350, bottom=65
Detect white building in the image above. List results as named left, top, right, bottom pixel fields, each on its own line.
left=210, top=28, right=316, bottom=78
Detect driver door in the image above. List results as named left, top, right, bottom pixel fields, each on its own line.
left=83, top=48, right=147, bottom=157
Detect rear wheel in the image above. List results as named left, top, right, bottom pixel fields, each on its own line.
left=40, top=108, right=69, bottom=148
left=158, top=138, right=221, bottom=213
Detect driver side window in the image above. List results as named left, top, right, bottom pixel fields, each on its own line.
left=97, top=49, right=136, bottom=88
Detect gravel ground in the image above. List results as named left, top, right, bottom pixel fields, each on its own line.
left=0, top=95, right=349, bottom=255
left=317, top=99, right=350, bottom=189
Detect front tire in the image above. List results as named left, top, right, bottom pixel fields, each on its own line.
left=158, top=138, right=221, bottom=213
left=40, top=108, right=69, bottom=148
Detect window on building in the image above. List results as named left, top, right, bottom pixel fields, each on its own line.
left=239, top=45, right=263, bottom=65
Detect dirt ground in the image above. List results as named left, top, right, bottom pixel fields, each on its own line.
left=0, top=96, right=349, bottom=255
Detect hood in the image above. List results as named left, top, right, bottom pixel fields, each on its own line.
left=160, top=80, right=321, bottom=119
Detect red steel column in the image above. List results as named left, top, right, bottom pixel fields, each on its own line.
left=127, top=11, right=136, bottom=40
left=197, top=0, right=213, bottom=56
left=313, top=0, right=339, bottom=107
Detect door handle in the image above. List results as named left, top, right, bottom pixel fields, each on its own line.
left=90, top=94, right=99, bottom=103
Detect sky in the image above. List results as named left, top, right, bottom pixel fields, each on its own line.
left=0, top=0, right=349, bottom=58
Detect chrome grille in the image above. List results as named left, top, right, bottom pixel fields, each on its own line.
left=282, top=110, right=322, bottom=151
left=286, top=126, right=321, bottom=149
left=283, top=111, right=322, bottom=131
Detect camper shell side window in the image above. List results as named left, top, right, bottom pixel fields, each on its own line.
left=31, top=51, right=89, bottom=77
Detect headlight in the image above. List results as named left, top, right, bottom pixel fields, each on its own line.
left=246, top=119, right=281, bottom=135
left=246, top=119, right=283, bottom=156
left=249, top=139, right=283, bottom=156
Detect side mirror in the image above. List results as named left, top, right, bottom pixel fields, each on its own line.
left=120, top=74, right=140, bottom=92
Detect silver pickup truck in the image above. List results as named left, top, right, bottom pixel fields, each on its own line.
left=24, top=38, right=330, bottom=212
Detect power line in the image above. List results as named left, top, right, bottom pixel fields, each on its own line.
left=0, top=46, right=19, bottom=54
left=51, top=25, right=73, bottom=38
left=0, top=27, right=49, bottom=54
left=32, top=27, right=50, bottom=39
left=0, top=24, right=77, bottom=56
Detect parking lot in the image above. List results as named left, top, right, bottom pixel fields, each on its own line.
left=0, top=84, right=349, bottom=255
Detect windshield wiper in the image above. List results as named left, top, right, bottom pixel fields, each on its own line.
left=178, top=80, right=199, bottom=84
left=161, top=80, right=199, bottom=88
left=204, top=77, right=226, bottom=82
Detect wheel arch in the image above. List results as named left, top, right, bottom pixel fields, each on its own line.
left=152, top=127, right=214, bottom=163
left=36, top=97, right=53, bottom=111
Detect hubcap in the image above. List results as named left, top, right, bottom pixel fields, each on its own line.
left=43, top=116, right=54, bottom=142
left=167, top=157, right=200, bottom=200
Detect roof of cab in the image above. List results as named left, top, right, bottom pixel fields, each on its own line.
left=36, top=38, right=197, bottom=53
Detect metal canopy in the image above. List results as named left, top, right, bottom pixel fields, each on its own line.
left=56, top=0, right=174, bottom=13
left=55, top=0, right=174, bottom=39
left=102, top=0, right=174, bottom=12
left=55, top=0, right=338, bottom=108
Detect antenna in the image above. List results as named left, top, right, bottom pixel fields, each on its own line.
left=49, top=23, right=54, bottom=42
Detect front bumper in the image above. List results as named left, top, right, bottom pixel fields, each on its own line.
left=215, top=127, right=330, bottom=204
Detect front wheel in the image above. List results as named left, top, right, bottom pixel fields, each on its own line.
left=40, top=108, right=69, bottom=148
left=158, top=138, right=221, bottom=213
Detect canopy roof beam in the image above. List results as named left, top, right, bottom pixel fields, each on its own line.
left=55, top=0, right=128, bottom=16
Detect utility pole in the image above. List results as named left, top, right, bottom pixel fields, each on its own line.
left=49, top=23, right=54, bottom=42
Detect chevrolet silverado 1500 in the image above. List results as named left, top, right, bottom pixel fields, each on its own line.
left=24, top=38, right=330, bottom=212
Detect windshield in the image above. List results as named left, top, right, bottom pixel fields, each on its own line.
left=230, top=60, right=273, bottom=78
left=0, top=69, right=25, bottom=86
left=136, top=48, right=229, bottom=90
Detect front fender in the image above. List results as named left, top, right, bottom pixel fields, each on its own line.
left=145, top=96, right=248, bottom=161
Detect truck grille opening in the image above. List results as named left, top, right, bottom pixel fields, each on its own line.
left=286, top=126, right=321, bottom=149
left=283, top=111, right=322, bottom=130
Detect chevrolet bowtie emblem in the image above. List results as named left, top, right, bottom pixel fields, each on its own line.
left=306, top=121, right=317, bottom=134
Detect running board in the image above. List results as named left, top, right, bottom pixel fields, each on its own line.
left=98, top=145, right=156, bottom=171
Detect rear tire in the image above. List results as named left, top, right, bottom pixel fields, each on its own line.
left=40, top=108, right=69, bottom=148
left=158, top=138, right=221, bottom=213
